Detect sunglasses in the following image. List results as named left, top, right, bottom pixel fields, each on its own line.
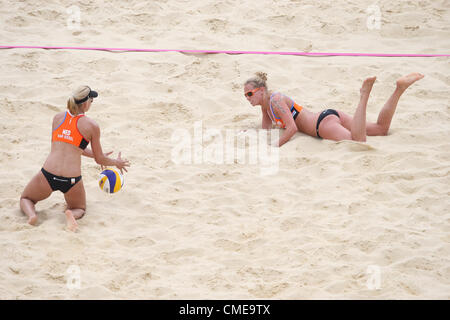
left=244, top=87, right=261, bottom=98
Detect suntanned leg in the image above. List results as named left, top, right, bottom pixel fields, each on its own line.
left=64, top=209, right=85, bottom=232
left=64, top=180, right=86, bottom=232
left=351, top=76, right=377, bottom=142
left=64, top=210, right=79, bottom=232
left=20, top=199, right=39, bottom=225
left=370, top=72, right=425, bottom=136
left=20, top=171, right=53, bottom=225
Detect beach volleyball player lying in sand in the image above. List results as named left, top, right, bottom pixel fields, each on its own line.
left=20, top=86, right=130, bottom=231
left=244, top=72, right=424, bottom=147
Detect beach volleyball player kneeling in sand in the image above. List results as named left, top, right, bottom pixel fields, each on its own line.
left=244, top=72, right=424, bottom=147
left=20, top=86, right=130, bottom=231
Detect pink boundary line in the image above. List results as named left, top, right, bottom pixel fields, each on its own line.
left=1, top=45, right=449, bottom=57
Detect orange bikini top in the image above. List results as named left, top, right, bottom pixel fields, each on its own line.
left=52, top=111, right=89, bottom=150
left=268, top=93, right=303, bottom=129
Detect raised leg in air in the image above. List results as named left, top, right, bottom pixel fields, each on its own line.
left=366, top=72, right=425, bottom=136
left=351, top=76, right=377, bottom=142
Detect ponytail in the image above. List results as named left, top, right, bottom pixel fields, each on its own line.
left=67, top=85, right=91, bottom=115
left=67, top=96, right=79, bottom=115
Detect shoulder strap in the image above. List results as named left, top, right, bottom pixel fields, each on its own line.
left=53, top=111, right=68, bottom=132
left=269, top=92, right=282, bottom=120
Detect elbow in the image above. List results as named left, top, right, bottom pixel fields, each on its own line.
left=287, top=126, right=298, bottom=136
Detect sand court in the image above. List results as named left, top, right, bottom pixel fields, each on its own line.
left=0, top=0, right=449, bottom=299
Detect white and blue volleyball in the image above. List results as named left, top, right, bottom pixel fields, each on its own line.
left=99, top=169, right=124, bottom=193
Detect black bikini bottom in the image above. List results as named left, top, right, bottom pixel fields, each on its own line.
left=41, top=168, right=82, bottom=194
left=316, top=109, right=340, bottom=139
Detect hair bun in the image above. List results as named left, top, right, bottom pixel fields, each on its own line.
left=244, top=72, right=268, bottom=89
left=255, top=72, right=267, bottom=82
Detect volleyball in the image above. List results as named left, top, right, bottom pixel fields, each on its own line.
left=99, top=169, right=124, bottom=193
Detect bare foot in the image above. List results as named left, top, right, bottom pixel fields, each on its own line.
left=27, top=215, right=38, bottom=226
left=65, top=210, right=78, bottom=232
left=396, top=72, right=424, bottom=91
left=360, top=76, right=377, bottom=95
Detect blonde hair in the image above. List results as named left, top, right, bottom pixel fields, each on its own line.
left=67, top=85, right=90, bottom=115
left=245, top=72, right=268, bottom=89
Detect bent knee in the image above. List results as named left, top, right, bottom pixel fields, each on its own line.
left=374, top=127, right=389, bottom=136
left=20, top=195, right=36, bottom=204
left=380, top=128, right=389, bottom=136
left=67, top=205, right=86, bottom=212
left=351, top=133, right=367, bottom=142
left=67, top=208, right=86, bottom=220
left=77, top=210, right=86, bottom=220
left=367, top=124, right=389, bottom=136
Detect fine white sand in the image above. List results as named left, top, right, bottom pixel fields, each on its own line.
left=0, top=0, right=449, bottom=299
